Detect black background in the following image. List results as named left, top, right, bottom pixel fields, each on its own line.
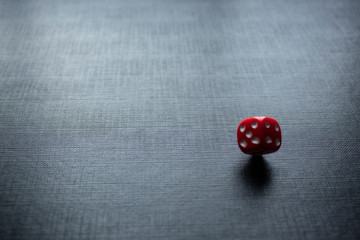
left=0, top=0, right=360, bottom=239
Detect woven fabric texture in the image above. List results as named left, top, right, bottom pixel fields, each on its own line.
left=0, top=0, right=359, bottom=239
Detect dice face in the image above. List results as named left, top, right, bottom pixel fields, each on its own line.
left=237, top=116, right=281, bottom=155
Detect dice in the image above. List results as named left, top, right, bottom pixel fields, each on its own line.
left=237, top=116, right=281, bottom=155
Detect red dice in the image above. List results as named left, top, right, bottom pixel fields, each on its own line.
left=237, top=116, right=281, bottom=155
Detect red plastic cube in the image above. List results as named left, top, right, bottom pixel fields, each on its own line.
left=237, top=116, right=281, bottom=155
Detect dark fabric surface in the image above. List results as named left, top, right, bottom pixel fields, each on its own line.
left=0, top=0, right=360, bottom=239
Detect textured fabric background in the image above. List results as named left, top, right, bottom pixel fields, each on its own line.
left=0, top=0, right=360, bottom=239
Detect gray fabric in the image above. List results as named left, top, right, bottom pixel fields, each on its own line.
left=0, top=0, right=360, bottom=239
